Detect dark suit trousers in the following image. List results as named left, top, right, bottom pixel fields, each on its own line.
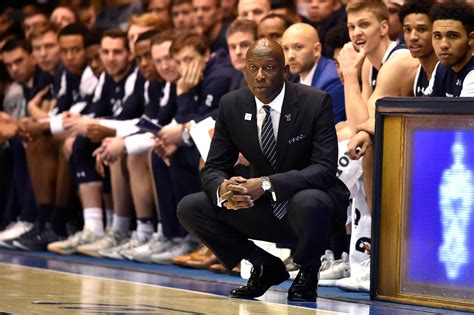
left=178, top=188, right=333, bottom=270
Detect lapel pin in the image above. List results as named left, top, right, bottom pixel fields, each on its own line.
left=245, top=113, right=252, bottom=121
left=285, top=113, right=292, bottom=122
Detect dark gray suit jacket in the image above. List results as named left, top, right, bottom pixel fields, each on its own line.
left=201, top=81, right=349, bottom=230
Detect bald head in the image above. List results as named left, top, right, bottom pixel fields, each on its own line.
left=281, top=23, right=321, bottom=78
left=245, top=38, right=287, bottom=104
left=283, top=23, right=320, bottom=46
left=246, top=38, right=285, bottom=67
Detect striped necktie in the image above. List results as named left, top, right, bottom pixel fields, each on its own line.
left=261, top=105, right=288, bottom=219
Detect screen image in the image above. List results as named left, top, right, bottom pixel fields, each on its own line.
left=405, top=129, right=474, bottom=289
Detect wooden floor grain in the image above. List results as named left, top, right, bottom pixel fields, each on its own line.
left=0, top=263, right=341, bottom=315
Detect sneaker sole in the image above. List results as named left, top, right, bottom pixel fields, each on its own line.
left=12, top=240, right=44, bottom=251
left=0, top=240, right=16, bottom=249
left=76, top=248, right=103, bottom=258
left=318, top=279, right=338, bottom=286
left=47, top=245, right=77, bottom=255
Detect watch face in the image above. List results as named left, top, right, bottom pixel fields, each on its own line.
left=262, top=180, right=271, bottom=190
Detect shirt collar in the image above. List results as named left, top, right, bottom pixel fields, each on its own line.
left=254, top=82, right=286, bottom=113
left=299, top=61, right=318, bottom=86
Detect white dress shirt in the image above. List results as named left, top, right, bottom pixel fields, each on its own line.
left=299, top=63, right=317, bottom=87
left=254, top=83, right=286, bottom=148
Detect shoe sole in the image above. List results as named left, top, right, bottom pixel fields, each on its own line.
left=12, top=241, right=44, bottom=251
left=47, top=246, right=77, bottom=255
left=0, top=241, right=16, bottom=249
left=76, top=248, right=102, bottom=258
left=229, top=272, right=290, bottom=299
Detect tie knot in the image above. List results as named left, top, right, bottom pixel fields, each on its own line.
left=262, top=105, right=271, bottom=114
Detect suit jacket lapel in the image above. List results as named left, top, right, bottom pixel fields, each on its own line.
left=275, top=82, right=298, bottom=170
left=311, top=56, right=327, bottom=89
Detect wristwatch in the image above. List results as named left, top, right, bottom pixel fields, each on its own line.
left=261, top=176, right=277, bottom=201
left=181, top=123, right=191, bottom=145
left=261, top=176, right=272, bottom=191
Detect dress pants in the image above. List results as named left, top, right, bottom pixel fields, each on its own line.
left=178, top=188, right=333, bottom=270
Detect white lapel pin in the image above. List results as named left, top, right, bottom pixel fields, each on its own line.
left=245, top=113, right=252, bottom=121
left=285, top=113, right=292, bottom=122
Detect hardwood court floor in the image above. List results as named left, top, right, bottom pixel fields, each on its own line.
left=0, top=263, right=337, bottom=315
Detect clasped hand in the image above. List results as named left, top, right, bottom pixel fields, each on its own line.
left=219, top=176, right=264, bottom=210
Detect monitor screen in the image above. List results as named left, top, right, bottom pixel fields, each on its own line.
left=400, top=117, right=474, bottom=300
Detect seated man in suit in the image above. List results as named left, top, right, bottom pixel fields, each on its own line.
left=177, top=38, right=349, bottom=302
left=281, top=23, right=345, bottom=123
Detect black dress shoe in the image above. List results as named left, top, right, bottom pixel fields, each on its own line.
left=229, top=263, right=290, bottom=299
left=287, top=266, right=319, bottom=302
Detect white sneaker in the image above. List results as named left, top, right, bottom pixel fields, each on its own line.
left=76, top=229, right=128, bottom=258
left=319, top=252, right=350, bottom=286
left=151, top=239, right=199, bottom=264
left=320, top=249, right=335, bottom=272
left=99, top=232, right=144, bottom=260
left=0, top=221, right=34, bottom=242
left=121, top=232, right=174, bottom=263
left=291, top=249, right=336, bottom=280
left=335, top=258, right=370, bottom=292
left=47, top=229, right=102, bottom=255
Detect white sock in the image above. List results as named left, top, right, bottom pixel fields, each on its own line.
left=112, top=214, right=130, bottom=236
left=83, top=207, right=104, bottom=236
left=137, top=220, right=154, bottom=242
left=105, top=209, right=114, bottom=228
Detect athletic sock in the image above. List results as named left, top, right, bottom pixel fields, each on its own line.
left=83, top=207, right=104, bottom=236
left=136, top=219, right=155, bottom=242
left=111, top=214, right=130, bottom=236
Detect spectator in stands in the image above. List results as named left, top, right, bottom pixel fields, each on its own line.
left=384, top=0, right=404, bottom=42
left=128, top=13, right=167, bottom=55
left=305, top=0, right=347, bottom=57
left=227, top=19, right=258, bottom=89
left=221, top=0, right=237, bottom=23
left=145, top=0, right=172, bottom=28
left=257, top=13, right=293, bottom=44
left=96, top=0, right=143, bottom=30
left=22, top=7, right=48, bottom=39
left=51, top=6, right=77, bottom=30
left=270, top=0, right=304, bottom=23
left=78, top=0, right=98, bottom=30
left=192, top=0, right=228, bottom=52
left=425, top=2, right=474, bottom=97
left=282, top=23, right=345, bottom=123
left=170, top=0, right=195, bottom=31
left=237, top=0, right=271, bottom=24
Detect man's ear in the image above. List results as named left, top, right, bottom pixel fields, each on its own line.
left=380, top=20, right=389, bottom=37
left=468, top=31, right=474, bottom=47
left=283, top=64, right=289, bottom=78
left=313, top=42, right=322, bottom=59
